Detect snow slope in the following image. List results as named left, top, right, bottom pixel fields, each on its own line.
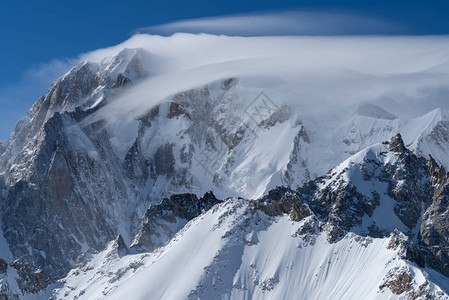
left=1, top=40, right=449, bottom=299
left=51, top=199, right=449, bottom=300
left=340, top=107, right=449, bottom=168
left=356, top=102, right=398, bottom=120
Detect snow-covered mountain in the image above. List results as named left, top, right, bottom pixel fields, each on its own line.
left=51, top=199, right=449, bottom=300
left=49, top=134, right=449, bottom=299
left=0, top=42, right=449, bottom=299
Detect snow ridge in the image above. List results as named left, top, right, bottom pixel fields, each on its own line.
left=0, top=47, right=449, bottom=299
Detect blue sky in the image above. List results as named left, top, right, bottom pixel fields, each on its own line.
left=1, top=0, right=449, bottom=139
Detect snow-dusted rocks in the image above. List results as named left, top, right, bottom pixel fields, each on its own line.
left=45, top=134, right=449, bottom=299
left=130, top=192, right=220, bottom=252
left=1, top=46, right=449, bottom=299
left=0, top=49, right=155, bottom=281
left=51, top=195, right=449, bottom=300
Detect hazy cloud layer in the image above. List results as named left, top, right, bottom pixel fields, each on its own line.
left=3, top=12, right=449, bottom=139
left=80, top=33, right=449, bottom=128
left=136, top=11, right=405, bottom=36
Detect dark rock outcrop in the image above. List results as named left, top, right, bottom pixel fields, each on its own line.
left=389, top=133, right=406, bottom=153
left=0, top=49, right=152, bottom=280
left=10, top=259, right=51, bottom=294
left=130, top=192, right=221, bottom=252
left=254, top=187, right=312, bottom=222
left=419, top=155, right=449, bottom=276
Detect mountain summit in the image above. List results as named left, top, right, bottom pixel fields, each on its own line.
left=0, top=46, right=448, bottom=299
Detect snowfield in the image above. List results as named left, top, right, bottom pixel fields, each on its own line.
left=52, top=199, right=449, bottom=300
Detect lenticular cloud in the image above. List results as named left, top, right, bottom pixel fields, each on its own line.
left=79, top=33, right=449, bottom=124
left=136, top=11, right=402, bottom=36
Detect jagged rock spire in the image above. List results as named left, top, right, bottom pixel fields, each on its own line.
left=428, top=154, right=447, bottom=185
left=389, top=133, right=406, bottom=153
left=427, top=154, right=439, bottom=175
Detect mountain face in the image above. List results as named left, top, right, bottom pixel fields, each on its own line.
left=0, top=48, right=449, bottom=299
left=47, top=134, right=449, bottom=300
left=0, top=49, right=152, bottom=280
left=50, top=200, right=446, bottom=300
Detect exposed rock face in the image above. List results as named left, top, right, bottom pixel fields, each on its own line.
left=377, top=263, right=447, bottom=300
left=124, top=139, right=149, bottom=186
left=0, top=48, right=309, bottom=284
left=389, top=133, right=406, bottom=153
left=0, top=111, right=130, bottom=278
left=303, top=135, right=430, bottom=234
left=284, top=125, right=311, bottom=186
left=9, top=128, right=445, bottom=299
left=419, top=155, right=449, bottom=276
left=0, top=260, right=6, bottom=275
left=108, top=235, right=129, bottom=258
left=387, top=230, right=425, bottom=268
left=379, top=267, right=414, bottom=295
left=0, top=258, right=52, bottom=299
left=47, top=144, right=74, bottom=213
left=379, top=135, right=430, bottom=231
left=231, top=133, right=449, bottom=277
left=10, top=260, right=51, bottom=294
left=258, top=105, right=291, bottom=129
left=254, top=187, right=312, bottom=222
left=130, top=191, right=221, bottom=252
left=2, top=45, right=449, bottom=299
left=250, top=134, right=449, bottom=278
left=0, top=49, right=153, bottom=280
left=152, top=143, right=176, bottom=178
